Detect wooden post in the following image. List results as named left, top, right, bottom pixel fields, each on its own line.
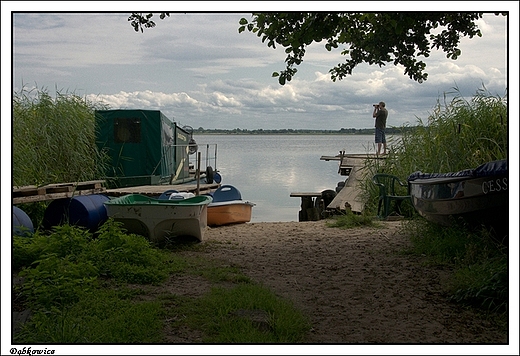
left=196, top=152, right=201, bottom=196
left=338, top=151, right=345, bottom=174
left=300, top=196, right=313, bottom=221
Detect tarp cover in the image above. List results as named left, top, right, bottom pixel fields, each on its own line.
left=96, top=109, right=189, bottom=179
left=407, top=160, right=507, bottom=182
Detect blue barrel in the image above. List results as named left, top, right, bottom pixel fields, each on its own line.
left=43, top=194, right=109, bottom=232
left=13, top=206, right=34, bottom=236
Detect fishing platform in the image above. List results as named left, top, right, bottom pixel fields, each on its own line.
left=291, top=152, right=386, bottom=221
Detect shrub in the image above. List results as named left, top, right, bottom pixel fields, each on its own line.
left=86, top=219, right=171, bottom=284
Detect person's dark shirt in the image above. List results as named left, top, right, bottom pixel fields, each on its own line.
left=375, top=108, right=388, bottom=130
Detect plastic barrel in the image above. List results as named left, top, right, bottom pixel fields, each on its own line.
left=13, top=206, right=34, bottom=236
left=43, top=194, right=109, bottom=232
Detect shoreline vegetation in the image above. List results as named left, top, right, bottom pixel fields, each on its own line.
left=12, top=86, right=509, bottom=344
left=193, top=127, right=411, bottom=135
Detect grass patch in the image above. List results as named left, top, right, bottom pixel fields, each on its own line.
left=171, top=284, right=311, bottom=343
left=15, top=289, right=163, bottom=343
left=326, top=210, right=382, bottom=229
left=13, top=220, right=310, bottom=344
left=402, top=219, right=508, bottom=314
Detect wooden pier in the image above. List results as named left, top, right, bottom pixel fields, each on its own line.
left=322, top=153, right=384, bottom=214
left=13, top=180, right=220, bottom=205
left=290, top=153, right=385, bottom=220
left=13, top=180, right=106, bottom=205
left=105, top=182, right=220, bottom=197
left=320, top=151, right=386, bottom=213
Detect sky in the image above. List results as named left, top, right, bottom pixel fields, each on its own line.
left=5, top=4, right=515, bottom=131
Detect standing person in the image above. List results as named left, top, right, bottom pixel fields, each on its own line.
left=372, top=101, right=388, bottom=155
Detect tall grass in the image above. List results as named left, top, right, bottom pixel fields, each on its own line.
left=12, top=86, right=109, bottom=187
left=378, top=86, right=507, bottom=179
left=358, top=87, right=507, bottom=215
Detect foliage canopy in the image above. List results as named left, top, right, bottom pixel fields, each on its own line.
left=129, top=12, right=506, bottom=85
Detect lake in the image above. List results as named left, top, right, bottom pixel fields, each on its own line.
left=194, top=134, right=378, bottom=222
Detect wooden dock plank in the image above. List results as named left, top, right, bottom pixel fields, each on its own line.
left=105, top=183, right=221, bottom=197
left=13, top=180, right=105, bottom=198
left=290, top=192, right=322, bottom=198
left=326, top=156, right=372, bottom=213
left=13, top=187, right=106, bottom=205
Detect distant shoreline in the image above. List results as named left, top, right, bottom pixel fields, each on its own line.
left=193, top=127, right=411, bottom=135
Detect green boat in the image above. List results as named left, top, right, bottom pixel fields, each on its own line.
left=104, top=194, right=212, bottom=243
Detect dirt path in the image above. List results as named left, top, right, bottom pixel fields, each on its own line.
left=172, top=220, right=506, bottom=344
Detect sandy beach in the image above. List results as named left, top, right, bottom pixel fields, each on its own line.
left=171, top=220, right=506, bottom=344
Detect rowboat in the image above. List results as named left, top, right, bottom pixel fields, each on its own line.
left=207, top=200, right=255, bottom=226
left=407, top=160, right=508, bottom=230
left=104, top=194, right=212, bottom=243
left=207, top=185, right=255, bottom=226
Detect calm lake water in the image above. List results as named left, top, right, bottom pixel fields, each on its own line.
left=194, top=134, right=378, bottom=222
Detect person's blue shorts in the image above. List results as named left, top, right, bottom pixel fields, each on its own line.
left=375, top=128, right=386, bottom=143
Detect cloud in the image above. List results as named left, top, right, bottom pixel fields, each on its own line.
left=10, top=12, right=509, bottom=130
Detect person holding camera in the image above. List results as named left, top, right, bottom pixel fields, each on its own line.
left=372, top=101, right=388, bottom=155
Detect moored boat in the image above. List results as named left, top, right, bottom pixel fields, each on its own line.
left=104, top=194, right=212, bottom=243
left=207, top=185, right=255, bottom=226
left=407, top=160, right=508, bottom=230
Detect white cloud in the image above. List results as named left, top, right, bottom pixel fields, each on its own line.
left=9, top=11, right=510, bottom=130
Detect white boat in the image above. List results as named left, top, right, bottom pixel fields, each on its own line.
left=407, top=160, right=508, bottom=231
left=104, top=194, right=212, bottom=243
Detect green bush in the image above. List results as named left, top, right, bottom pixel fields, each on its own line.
left=13, top=224, right=92, bottom=270
left=86, top=220, right=171, bottom=284
left=15, top=220, right=173, bottom=312
left=19, top=254, right=98, bottom=309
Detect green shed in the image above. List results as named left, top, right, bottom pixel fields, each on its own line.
left=95, top=109, right=192, bottom=187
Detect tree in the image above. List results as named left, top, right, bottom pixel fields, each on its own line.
left=128, top=13, right=170, bottom=32
left=239, top=13, right=497, bottom=85
left=129, top=12, right=505, bottom=85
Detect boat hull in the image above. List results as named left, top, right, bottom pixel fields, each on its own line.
left=207, top=200, right=254, bottom=226
left=407, top=160, right=508, bottom=229
left=104, top=194, right=211, bottom=242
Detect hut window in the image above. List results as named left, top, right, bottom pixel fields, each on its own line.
left=114, top=117, right=141, bottom=143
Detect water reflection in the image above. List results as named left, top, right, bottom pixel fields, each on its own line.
left=195, top=135, right=376, bottom=222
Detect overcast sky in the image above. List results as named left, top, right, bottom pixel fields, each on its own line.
left=6, top=5, right=513, bottom=130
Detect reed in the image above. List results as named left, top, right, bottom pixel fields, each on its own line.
left=384, top=86, right=507, bottom=179
left=12, top=86, right=109, bottom=187
left=359, top=87, right=507, bottom=214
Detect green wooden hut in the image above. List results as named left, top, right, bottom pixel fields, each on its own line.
left=95, top=109, right=193, bottom=187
